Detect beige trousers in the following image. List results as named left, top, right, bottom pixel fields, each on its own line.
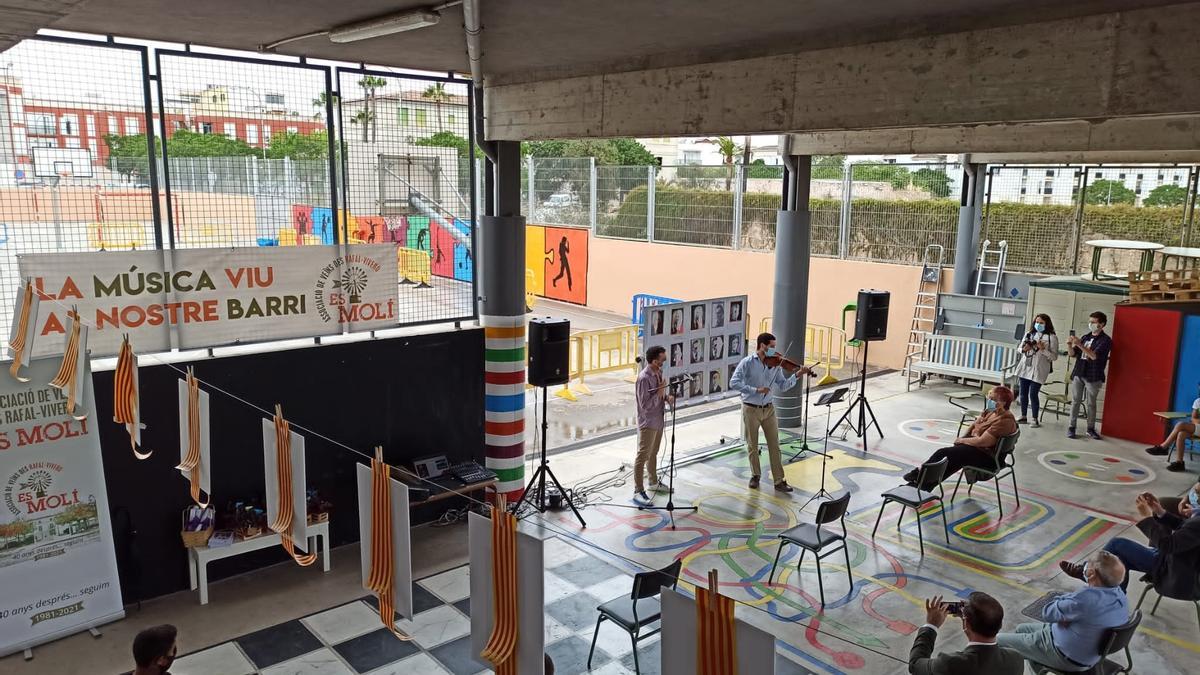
left=634, top=426, right=664, bottom=492
left=744, top=404, right=785, bottom=484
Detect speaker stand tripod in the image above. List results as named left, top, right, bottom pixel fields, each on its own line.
left=800, top=387, right=849, bottom=512
left=832, top=340, right=884, bottom=451
left=512, top=386, right=586, bottom=528
left=787, top=369, right=828, bottom=462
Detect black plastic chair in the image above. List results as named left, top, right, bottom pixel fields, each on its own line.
left=767, top=492, right=852, bottom=606
left=1135, top=571, right=1200, bottom=635
left=1030, top=609, right=1142, bottom=674
left=587, top=558, right=682, bottom=674
left=872, top=457, right=949, bottom=556
left=951, top=429, right=1020, bottom=517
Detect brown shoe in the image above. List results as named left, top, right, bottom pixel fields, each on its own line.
left=1059, top=560, right=1085, bottom=581
left=749, top=476, right=760, bottom=489
left=774, top=481, right=794, bottom=493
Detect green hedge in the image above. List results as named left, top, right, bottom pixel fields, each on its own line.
left=599, top=186, right=1188, bottom=270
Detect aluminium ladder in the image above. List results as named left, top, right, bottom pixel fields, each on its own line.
left=903, top=244, right=945, bottom=389
left=974, top=239, right=1008, bottom=298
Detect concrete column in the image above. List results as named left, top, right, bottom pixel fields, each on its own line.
left=952, top=163, right=984, bottom=294
left=481, top=140, right=528, bottom=500
left=772, top=155, right=811, bottom=428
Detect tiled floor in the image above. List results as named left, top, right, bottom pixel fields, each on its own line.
left=153, top=536, right=814, bottom=675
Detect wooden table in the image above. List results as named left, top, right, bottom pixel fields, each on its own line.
left=1158, top=246, right=1200, bottom=270
left=1085, top=239, right=1163, bottom=280
left=187, top=520, right=330, bottom=605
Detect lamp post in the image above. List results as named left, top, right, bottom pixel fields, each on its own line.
left=228, top=85, right=267, bottom=159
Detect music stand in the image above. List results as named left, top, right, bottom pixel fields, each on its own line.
left=800, top=387, right=850, bottom=512
left=787, top=362, right=829, bottom=462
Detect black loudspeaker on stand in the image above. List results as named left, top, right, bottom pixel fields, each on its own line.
left=514, top=318, right=586, bottom=527
left=834, top=290, right=887, bottom=450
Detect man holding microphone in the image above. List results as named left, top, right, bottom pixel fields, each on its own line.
left=633, top=346, right=675, bottom=505
left=730, top=332, right=812, bottom=492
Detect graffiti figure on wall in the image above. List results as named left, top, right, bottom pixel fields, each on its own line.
left=551, top=235, right=573, bottom=290
left=416, top=228, right=428, bottom=251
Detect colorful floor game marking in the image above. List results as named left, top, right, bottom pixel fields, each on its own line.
left=898, top=419, right=961, bottom=446
left=1037, top=450, right=1155, bottom=485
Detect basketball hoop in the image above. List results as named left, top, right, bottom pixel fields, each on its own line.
left=56, top=169, right=73, bottom=182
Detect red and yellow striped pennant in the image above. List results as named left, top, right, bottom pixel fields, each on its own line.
left=480, top=503, right=519, bottom=675
left=365, top=447, right=412, bottom=639
left=48, top=308, right=87, bottom=420
left=176, top=367, right=208, bottom=507
left=269, top=405, right=317, bottom=566
left=8, top=281, right=34, bottom=382
left=113, top=335, right=150, bottom=459
left=696, top=570, right=737, bottom=675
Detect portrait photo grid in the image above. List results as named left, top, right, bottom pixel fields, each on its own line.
left=644, top=295, right=747, bottom=407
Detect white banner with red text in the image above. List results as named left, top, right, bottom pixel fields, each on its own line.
left=18, top=245, right=400, bottom=358
left=0, top=358, right=123, bottom=657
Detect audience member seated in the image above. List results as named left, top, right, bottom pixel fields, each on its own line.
left=1157, top=480, right=1200, bottom=519
left=903, top=386, right=1017, bottom=486
left=996, top=550, right=1127, bottom=672
left=133, top=624, right=178, bottom=675
left=909, top=592, right=1023, bottom=675
left=1063, top=491, right=1200, bottom=599
left=1145, top=395, right=1198, bottom=472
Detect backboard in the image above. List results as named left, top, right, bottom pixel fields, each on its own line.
left=32, top=146, right=95, bottom=179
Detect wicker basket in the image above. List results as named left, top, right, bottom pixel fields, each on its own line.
left=181, top=510, right=214, bottom=548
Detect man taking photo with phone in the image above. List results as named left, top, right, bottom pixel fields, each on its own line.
left=909, top=592, right=1022, bottom=674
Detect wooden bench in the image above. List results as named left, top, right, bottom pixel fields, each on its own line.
left=908, top=334, right=1019, bottom=391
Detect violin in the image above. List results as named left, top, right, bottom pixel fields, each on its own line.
left=763, top=353, right=816, bottom=376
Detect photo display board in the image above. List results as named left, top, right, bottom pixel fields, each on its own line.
left=642, top=295, right=747, bottom=407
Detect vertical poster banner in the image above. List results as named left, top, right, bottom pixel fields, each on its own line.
left=541, top=227, right=588, bottom=305
left=524, top=226, right=547, bottom=299
left=642, top=295, right=747, bottom=409
left=0, top=359, right=123, bottom=657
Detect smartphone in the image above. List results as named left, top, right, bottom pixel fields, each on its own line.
left=1069, top=329, right=1076, bottom=337
left=945, top=601, right=966, bottom=616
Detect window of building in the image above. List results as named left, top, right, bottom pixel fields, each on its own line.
left=447, top=114, right=456, bottom=127
left=88, top=138, right=98, bottom=155
left=399, top=108, right=410, bottom=126
left=200, top=121, right=214, bottom=134
left=1021, top=169, right=1028, bottom=176
left=29, top=138, right=56, bottom=151
left=224, top=122, right=236, bottom=139
left=29, top=113, right=55, bottom=135
left=1174, top=175, right=1181, bottom=182
left=1019, top=187, right=1027, bottom=195
left=86, top=115, right=96, bottom=136
left=65, top=137, right=80, bottom=148
left=124, top=117, right=139, bottom=135
left=682, top=150, right=702, bottom=164
left=107, top=115, right=117, bottom=132
left=247, top=124, right=259, bottom=145
left=60, top=114, right=79, bottom=136
left=1118, top=173, right=1126, bottom=179
left=287, top=126, right=298, bottom=133
left=1136, top=173, right=1143, bottom=180
left=1135, top=187, right=1142, bottom=194
left=1043, top=185, right=1053, bottom=195
left=265, top=93, right=285, bottom=106
left=1094, top=172, right=1103, bottom=179
left=415, top=109, right=427, bottom=127
left=1045, top=170, right=1054, bottom=177
left=172, top=120, right=185, bottom=131
left=263, top=125, right=271, bottom=144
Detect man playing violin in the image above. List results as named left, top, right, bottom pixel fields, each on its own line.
left=729, top=332, right=813, bottom=492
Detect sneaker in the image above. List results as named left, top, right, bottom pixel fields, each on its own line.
left=1030, top=420, right=1041, bottom=429
left=1067, top=428, right=1078, bottom=439
left=633, top=491, right=652, bottom=505
left=1145, top=445, right=1170, bottom=456
left=648, top=482, right=673, bottom=494
left=774, top=481, right=794, bottom=493
left=1167, top=461, right=1186, bottom=472
left=1017, top=417, right=1028, bottom=425
left=749, top=476, right=761, bottom=489
left=1059, top=560, right=1085, bottom=581
left=1087, top=429, right=1102, bottom=440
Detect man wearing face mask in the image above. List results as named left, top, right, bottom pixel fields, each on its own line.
left=132, top=624, right=178, bottom=675
left=903, top=385, right=1017, bottom=485
left=729, top=332, right=812, bottom=492
left=1065, top=311, right=1112, bottom=440
left=633, top=346, right=675, bottom=505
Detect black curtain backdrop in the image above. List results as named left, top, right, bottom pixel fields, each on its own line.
left=92, top=330, right=485, bottom=603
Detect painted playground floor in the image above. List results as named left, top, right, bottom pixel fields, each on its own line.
left=539, top=380, right=1200, bottom=674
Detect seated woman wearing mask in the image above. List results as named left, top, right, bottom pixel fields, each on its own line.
left=903, top=385, right=1018, bottom=485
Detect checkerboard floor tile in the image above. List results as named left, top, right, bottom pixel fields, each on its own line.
left=151, top=536, right=816, bottom=674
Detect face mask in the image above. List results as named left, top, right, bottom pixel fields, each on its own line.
left=984, top=399, right=997, bottom=411
left=764, top=347, right=777, bottom=357
left=1088, top=322, right=1100, bottom=332
left=1034, top=323, right=1045, bottom=333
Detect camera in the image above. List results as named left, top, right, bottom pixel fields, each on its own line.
left=945, top=601, right=966, bottom=616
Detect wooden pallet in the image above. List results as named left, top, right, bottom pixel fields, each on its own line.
left=1128, top=268, right=1200, bottom=304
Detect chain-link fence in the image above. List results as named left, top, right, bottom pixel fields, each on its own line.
left=846, top=163, right=961, bottom=265
left=597, top=164, right=650, bottom=239
left=527, top=156, right=591, bottom=227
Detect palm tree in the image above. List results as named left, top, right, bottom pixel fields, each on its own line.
left=356, top=75, right=387, bottom=142
left=311, top=92, right=338, bottom=120
left=421, top=83, right=452, bottom=133
left=712, top=136, right=740, bottom=191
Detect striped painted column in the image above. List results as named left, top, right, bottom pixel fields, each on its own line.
left=483, top=316, right=526, bottom=499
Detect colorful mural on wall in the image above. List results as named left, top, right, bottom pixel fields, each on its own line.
left=526, top=224, right=588, bottom=306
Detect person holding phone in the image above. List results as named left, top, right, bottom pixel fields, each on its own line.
left=909, top=592, right=1022, bottom=675
left=1065, top=312, right=1112, bottom=440
left=1014, top=314, right=1059, bottom=428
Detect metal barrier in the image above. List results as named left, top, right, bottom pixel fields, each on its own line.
left=757, top=317, right=847, bottom=371
left=526, top=268, right=537, bottom=311
left=555, top=325, right=641, bottom=401
left=88, top=222, right=150, bottom=250
left=631, top=293, right=682, bottom=336
left=397, top=247, right=432, bottom=287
